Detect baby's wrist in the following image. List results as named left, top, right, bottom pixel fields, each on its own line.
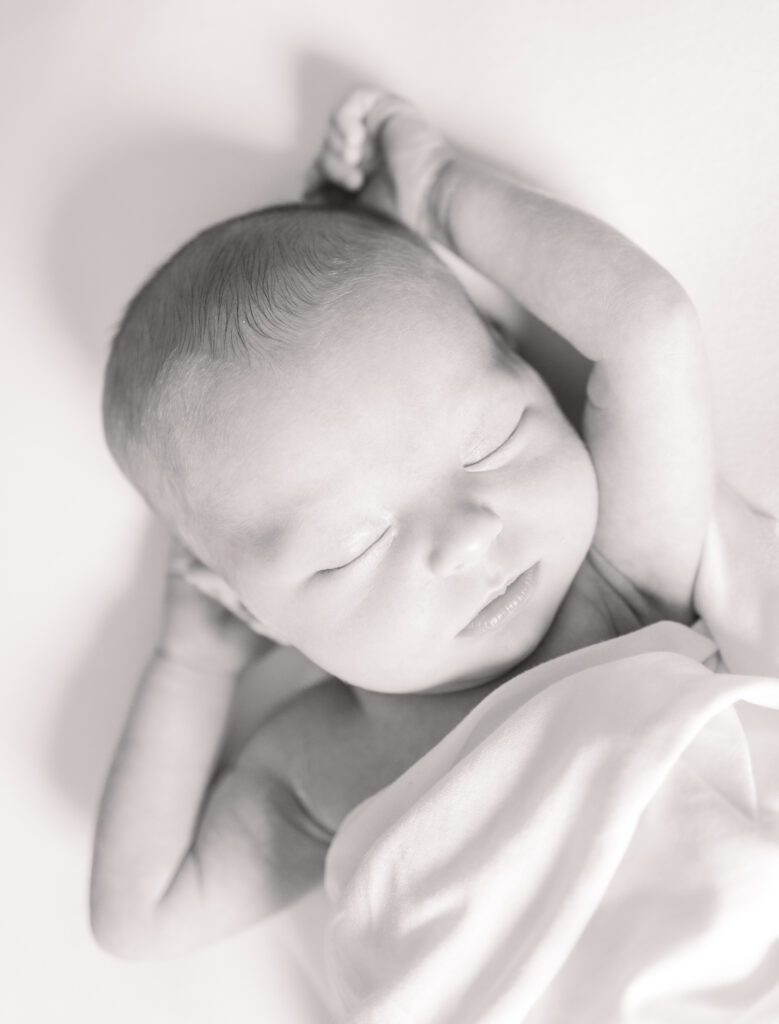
left=152, top=643, right=246, bottom=680
left=155, top=615, right=258, bottom=678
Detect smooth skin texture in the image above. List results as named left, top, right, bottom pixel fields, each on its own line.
left=195, top=275, right=599, bottom=696
left=91, top=89, right=714, bottom=958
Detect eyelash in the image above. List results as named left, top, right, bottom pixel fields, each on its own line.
left=320, top=526, right=392, bottom=575
left=318, top=409, right=523, bottom=574
left=464, top=411, right=524, bottom=469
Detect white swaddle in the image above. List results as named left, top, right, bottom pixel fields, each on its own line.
left=323, top=481, right=779, bottom=1023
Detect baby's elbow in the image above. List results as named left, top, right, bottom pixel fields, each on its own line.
left=90, top=896, right=178, bottom=962
left=91, top=919, right=195, bottom=963
left=608, top=278, right=703, bottom=375
left=636, top=277, right=702, bottom=350
left=90, top=911, right=152, bottom=962
left=655, top=288, right=708, bottom=386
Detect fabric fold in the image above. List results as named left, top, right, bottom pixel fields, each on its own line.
left=324, top=482, right=779, bottom=1022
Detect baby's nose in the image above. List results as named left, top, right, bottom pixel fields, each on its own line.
left=427, top=503, right=502, bottom=577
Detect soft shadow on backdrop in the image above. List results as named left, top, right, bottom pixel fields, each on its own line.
left=5, top=4, right=776, bottom=1021
left=45, top=52, right=379, bottom=815
left=44, top=47, right=542, bottom=816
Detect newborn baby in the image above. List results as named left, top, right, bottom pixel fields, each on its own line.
left=90, top=89, right=714, bottom=958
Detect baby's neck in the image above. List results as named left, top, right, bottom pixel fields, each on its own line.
left=513, top=551, right=656, bottom=673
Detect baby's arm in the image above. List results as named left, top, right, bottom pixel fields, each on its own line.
left=90, top=540, right=488, bottom=959
left=433, top=157, right=714, bottom=619
left=89, top=544, right=328, bottom=959
left=313, top=90, right=714, bottom=619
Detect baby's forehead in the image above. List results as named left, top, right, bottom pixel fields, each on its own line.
left=274, top=273, right=495, bottom=410
left=199, top=303, right=516, bottom=536
left=348, top=274, right=460, bottom=320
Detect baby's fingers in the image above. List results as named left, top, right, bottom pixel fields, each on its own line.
left=329, top=87, right=415, bottom=156
left=331, top=86, right=383, bottom=139
left=319, top=139, right=366, bottom=191
left=363, top=91, right=415, bottom=138
left=328, top=110, right=368, bottom=163
left=303, top=87, right=420, bottom=213
left=308, top=125, right=371, bottom=193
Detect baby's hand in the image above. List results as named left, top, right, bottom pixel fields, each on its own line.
left=158, top=538, right=275, bottom=676
left=304, top=87, right=454, bottom=240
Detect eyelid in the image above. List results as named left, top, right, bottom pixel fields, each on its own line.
left=320, top=525, right=392, bottom=574
left=464, top=411, right=524, bottom=469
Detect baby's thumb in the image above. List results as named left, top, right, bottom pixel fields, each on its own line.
left=363, top=91, right=415, bottom=142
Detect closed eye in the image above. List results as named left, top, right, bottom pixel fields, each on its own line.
left=464, top=411, right=524, bottom=469
left=319, top=526, right=392, bottom=574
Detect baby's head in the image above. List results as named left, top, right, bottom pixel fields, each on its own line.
left=105, top=203, right=597, bottom=694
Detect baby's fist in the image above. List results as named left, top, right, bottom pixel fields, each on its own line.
left=305, top=87, right=454, bottom=240
left=158, top=538, right=275, bottom=676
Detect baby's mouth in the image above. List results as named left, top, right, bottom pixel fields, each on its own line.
left=458, top=562, right=540, bottom=637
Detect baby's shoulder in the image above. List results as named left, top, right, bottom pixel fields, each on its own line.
left=584, top=547, right=672, bottom=627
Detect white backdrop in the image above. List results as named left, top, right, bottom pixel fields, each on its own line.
left=3, top=2, right=778, bottom=1021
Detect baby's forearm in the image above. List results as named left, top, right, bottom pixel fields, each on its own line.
left=90, top=653, right=237, bottom=952
left=432, top=157, right=688, bottom=362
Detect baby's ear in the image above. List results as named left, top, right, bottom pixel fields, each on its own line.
left=172, top=546, right=279, bottom=639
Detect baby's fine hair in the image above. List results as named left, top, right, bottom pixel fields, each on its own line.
left=103, top=201, right=447, bottom=551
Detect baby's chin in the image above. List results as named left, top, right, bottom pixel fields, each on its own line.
left=415, top=645, right=541, bottom=695
left=427, top=590, right=566, bottom=694
left=352, top=624, right=549, bottom=696
left=343, top=576, right=569, bottom=695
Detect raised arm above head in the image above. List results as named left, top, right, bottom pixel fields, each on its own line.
left=309, top=88, right=715, bottom=620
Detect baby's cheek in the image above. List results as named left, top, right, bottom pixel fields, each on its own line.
left=326, top=592, right=431, bottom=688
left=559, top=441, right=599, bottom=546
left=523, top=418, right=597, bottom=541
